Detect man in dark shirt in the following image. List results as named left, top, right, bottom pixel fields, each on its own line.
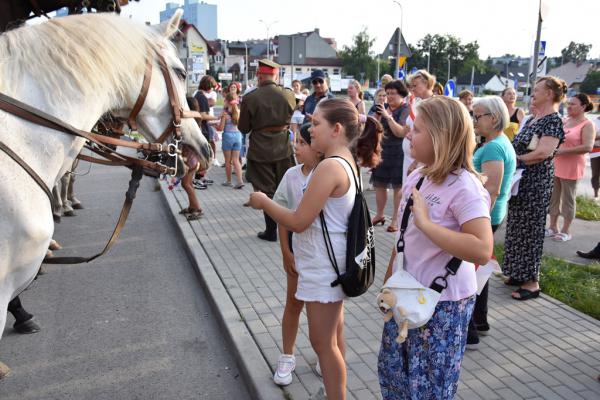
left=302, top=69, right=334, bottom=124
left=238, top=59, right=296, bottom=241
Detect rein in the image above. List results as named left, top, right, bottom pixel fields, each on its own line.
left=0, top=47, right=199, bottom=264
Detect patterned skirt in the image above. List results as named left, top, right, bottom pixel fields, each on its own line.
left=378, top=296, right=475, bottom=400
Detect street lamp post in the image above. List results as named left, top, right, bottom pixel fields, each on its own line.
left=393, top=1, right=404, bottom=79
left=259, top=19, right=278, bottom=60
left=244, top=42, right=249, bottom=89
left=426, top=42, right=431, bottom=73
left=447, top=54, right=451, bottom=82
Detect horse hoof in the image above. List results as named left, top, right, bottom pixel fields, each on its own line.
left=14, top=317, right=41, bottom=334
left=37, top=265, right=47, bottom=276
left=63, top=210, right=76, bottom=217
left=72, top=203, right=84, bottom=210
left=49, top=239, right=62, bottom=251
left=53, top=214, right=61, bottom=223
left=0, top=361, right=11, bottom=379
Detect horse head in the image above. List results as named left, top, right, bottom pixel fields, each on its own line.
left=116, top=10, right=213, bottom=173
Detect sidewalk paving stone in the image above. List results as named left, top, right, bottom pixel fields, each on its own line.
left=162, top=159, right=600, bottom=399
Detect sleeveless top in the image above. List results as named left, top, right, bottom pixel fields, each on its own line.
left=311, top=157, right=357, bottom=233
left=223, top=112, right=240, bottom=134
left=554, top=118, right=589, bottom=180
left=504, top=108, right=521, bottom=141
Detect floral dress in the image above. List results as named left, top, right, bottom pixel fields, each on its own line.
left=502, top=113, right=564, bottom=282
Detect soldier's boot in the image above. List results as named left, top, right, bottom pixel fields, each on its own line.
left=257, top=213, right=277, bottom=242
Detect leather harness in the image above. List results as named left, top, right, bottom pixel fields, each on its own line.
left=0, top=47, right=201, bottom=264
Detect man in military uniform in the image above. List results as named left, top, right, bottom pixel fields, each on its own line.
left=239, top=59, right=296, bottom=242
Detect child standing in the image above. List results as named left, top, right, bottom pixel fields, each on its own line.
left=271, top=124, right=321, bottom=386
left=216, top=93, right=244, bottom=189
left=248, top=98, right=382, bottom=400
left=378, top=96, right=493, bottom=399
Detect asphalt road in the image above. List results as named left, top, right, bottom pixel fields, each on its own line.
left=0, top=164, right=249, bottom=400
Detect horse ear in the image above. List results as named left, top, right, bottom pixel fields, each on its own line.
left=162, top=9, right=183, bottom=38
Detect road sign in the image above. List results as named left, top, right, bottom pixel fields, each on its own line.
left=539, top=41, right=546, bottom=57
left=411, top=67, right=418, bottom=74
left=218, top=73, right=233, bottom=81
left=250, top=60, right=258, bottom=67
left=444, top=79, right=456, bottom=97
left=398, top=56, right=407, bottom=67
left=596, top=87, right=600, bottom=95
left=397, top=69, right=405, bottom=80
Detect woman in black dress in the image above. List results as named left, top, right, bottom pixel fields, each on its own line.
left=370, top=80, right=410, bottom=232
left=503, top=76, right=566, bottom=300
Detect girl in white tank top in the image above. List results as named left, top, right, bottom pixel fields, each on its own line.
left=248, top=98, right=383, bottom=400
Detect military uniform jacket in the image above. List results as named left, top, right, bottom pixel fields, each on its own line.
left=238, top=80, right=296, bottom=162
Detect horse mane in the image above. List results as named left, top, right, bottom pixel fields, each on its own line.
left=0, top=13, right=163, bottom=109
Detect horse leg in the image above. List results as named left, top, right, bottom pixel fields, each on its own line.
left=60, top=173, right=75, bottom=217
left=0, top=299, right=10, bottom=379
left=52, top=184, right=61, bottom=223
left=7, top=296, right=40, bottom=334
left=68, top=160, right=83, bottom=209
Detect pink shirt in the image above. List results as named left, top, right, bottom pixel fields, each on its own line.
left=393, top=169, right=491, bottom=301
left=554, top=118, right=589, bottom=180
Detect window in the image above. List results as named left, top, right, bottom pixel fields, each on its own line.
left=295, top=68, right=302, bottom=72
left=333, top=69, right=339, bottom=74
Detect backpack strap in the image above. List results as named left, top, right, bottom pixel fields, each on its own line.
left=319, top=155, right=361, bottom=287
left=394, top=175, right=462, bottom=294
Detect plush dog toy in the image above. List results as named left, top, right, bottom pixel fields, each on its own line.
left=376, top=289, right=409, bottom=344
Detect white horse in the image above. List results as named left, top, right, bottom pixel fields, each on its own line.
left=0, top=10, right=211, bottom=376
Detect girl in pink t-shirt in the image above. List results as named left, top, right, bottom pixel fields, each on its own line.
left=379, top=97, right=493, bottom=399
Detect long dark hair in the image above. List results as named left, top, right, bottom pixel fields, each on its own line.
left=316, top=98, right=382, bottom=168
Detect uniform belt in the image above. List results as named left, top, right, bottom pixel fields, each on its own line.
left=257, top=125, right=289, bottom=133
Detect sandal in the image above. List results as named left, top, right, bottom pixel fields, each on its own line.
left=544, top=228, right=557, bottom=237
left=552, top=232, right=572, bottom=242
left=234, top=183, right=245, bottom=189
left=371, top=216, right=386, bottom=226
left=386, top=225, right=399, bottom=233
left=179, top=207, right=192, bottom=215
left=512, top=288, right=540, bottom=301
left=186, top=209, right=204, bottom=221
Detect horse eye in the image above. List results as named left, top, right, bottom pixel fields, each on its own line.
left=173, top=68, right=187, bottom=80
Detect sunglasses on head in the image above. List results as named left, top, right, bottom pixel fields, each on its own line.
left=312, top=79, right=324, bottom=85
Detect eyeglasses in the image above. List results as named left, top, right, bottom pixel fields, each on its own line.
left=312, top=79, right=324, bottom=85
left=472, top=113, right=491, bottom=122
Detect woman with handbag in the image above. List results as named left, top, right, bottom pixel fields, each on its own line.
left=248, top=98, right=382, bottom=400
left=378, top=96, right=493, bottom=399
left=503, top=77, right=566, bottom=300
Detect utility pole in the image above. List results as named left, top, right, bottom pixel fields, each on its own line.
left=447, top=54, right=451, bottom=82
left=393, top=1, right=403, bottom=79
left=259, top=19, right=278, bottom=60
left=427, top=42, right=431, bottom=73
left=530, top=0, right=543, bottom=88
left=291, top=36, right=294, bottom=82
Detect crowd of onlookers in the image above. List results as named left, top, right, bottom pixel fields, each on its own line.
left=179, top=67, right=599, bottom=399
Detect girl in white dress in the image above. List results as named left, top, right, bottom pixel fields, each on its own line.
left=248, top=98, right=383, bottom=400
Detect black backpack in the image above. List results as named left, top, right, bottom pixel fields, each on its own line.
left=319, top=156, right=375, bottom=297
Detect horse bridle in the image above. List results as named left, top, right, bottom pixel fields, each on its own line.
left=0, top=46, right=202, bottom=264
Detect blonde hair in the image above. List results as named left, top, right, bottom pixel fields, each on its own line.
left=225, top=93, right=240, bottom=124
left=416, top=97, right=478, bottom=184
left=537, top=76, right=568, bottom=103
left=407, top=69, right=436, bottom=90
left=349, top=79, right=363, bottom=100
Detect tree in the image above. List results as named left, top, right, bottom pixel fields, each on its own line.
left=580, top=70, right=600, bottom=95
left=339, top=28, right=378, bottom=83
left=560, top=42, right=592, bottom=64
left=407, top=34, right=488, bottom=84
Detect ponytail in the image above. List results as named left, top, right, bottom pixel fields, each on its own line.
left=353, top=116, right=382, bottom=169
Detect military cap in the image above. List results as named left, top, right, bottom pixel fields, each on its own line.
left=257, top=59, right=280, bottom=74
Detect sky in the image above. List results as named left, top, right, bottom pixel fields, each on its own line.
left=81, top=0, right=600, bottom=58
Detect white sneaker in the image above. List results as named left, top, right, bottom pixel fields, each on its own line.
left=212, top=159, right=222, bottom=167
left=273, top=354, right=295, bottom=386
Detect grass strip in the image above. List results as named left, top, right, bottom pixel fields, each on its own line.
left=494, top=244, right=600, bottom=320
left=576, top=196, right=600, bottom=221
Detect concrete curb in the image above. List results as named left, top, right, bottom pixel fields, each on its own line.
left=159, top=182, right=287, bottom=400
